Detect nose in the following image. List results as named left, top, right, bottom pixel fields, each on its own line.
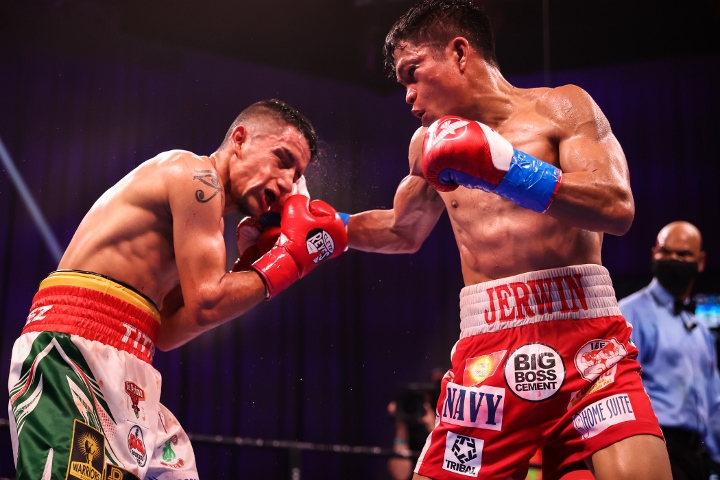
left=405, top=87, right=416, bottom=105
left=278, top=169, right=295, bottom=195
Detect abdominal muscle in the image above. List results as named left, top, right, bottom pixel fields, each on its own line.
left=444, top=188, right=603, bottom=285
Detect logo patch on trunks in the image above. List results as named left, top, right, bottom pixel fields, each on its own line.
left=463, top=350, right=506, bottom=387
left=443, top=432, right=483, bottom=477
left=66, top=419, right=105, bottom=480
left=306, top=229, right=335, bottom=263
left=124, top=382, right=145, bottom=419
left=575, top=338, right=627, bottom=382
left=127, top=425, right=147, bottom=467
left=504, top=343, right=565, bottom=401
left=441, top=381, right=504, bottom=431
left=105, top=464, right=141, bottom=480
left=572, top=393, right=635, bottom=439
left=568, top=365, right=617, bottom=409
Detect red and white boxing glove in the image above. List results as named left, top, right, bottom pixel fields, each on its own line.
left=423, top=116, right=562, bottom=213
left=252, top=195, right=348, bottom=298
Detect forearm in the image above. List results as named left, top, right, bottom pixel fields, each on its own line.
left=157, top=271, right=266, bottom=351
left=347, top=174, right=444, bottom=253
left=347, top=210, right=422, bottom=253
left=548, top=170, right=634, bottom=235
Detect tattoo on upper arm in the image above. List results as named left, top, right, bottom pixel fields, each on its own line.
left=193, top=170, right=221, bottom=203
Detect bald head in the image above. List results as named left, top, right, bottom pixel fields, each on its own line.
left=654, top=221, right=704, bottom=261
left=652, top=221, right=706, bottom=298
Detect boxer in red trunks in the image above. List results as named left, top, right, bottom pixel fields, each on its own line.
left=341, top=1, right=672, bottom=479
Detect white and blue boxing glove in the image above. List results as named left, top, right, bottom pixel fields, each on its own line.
left=422, top=116, right=562, bottom=213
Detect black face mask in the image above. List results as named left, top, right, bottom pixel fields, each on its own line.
left=652, top=259, right=699, bottom=296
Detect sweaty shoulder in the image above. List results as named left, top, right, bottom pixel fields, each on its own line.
left=534, top=84, right=610, bottom=138
left=408, top=126, right=427, bottom=176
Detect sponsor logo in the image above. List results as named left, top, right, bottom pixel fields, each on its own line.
left=442, top=432, right=483, bottom=477
left=575, top=338, right=627, bottom=382
left=27, top=305, right=53, bottom=324
left=121, top=324, right=155, bottom=358
left=428, top=118, right=470, bottom=146
left=504, top=343, right=565, bottom=401
left=568, top=365, right=617, bottom=409
left=463, top=350, right=506, bottom=387
left=124, top=382, right=145, bottom=419
left=105, top=465, right=141, bottom=480
left=160, top=434, right=186, bottom=468
left=573, top=393, right=635, bottom=439
left=479, top=273, right=588, bottom=325
left=306, top=228, right=335, bottom=263
left=66, top=419, right=105, bottom=480
left=441, top=382, right=504, bottom=431
left=161, top=458, right=186, bottom=469
left=127, top=425, right=147, bottom=467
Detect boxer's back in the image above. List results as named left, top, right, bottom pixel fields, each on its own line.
left=58, top=149, right=212, bottom=306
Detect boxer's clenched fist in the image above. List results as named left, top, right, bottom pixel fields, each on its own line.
left=423, top=116, right=562, bottom=213
left=251, top=195, right=348, bottom=298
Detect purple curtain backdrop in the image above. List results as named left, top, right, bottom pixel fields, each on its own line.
left=1, top=35, right=719, bottom=478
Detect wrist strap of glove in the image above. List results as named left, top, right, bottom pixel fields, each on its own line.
left=251, top=245, right=300, bottom=299
left=493, top=150, right=562, bottom=213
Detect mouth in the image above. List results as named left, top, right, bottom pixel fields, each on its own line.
left=264, top=190, right=277, bottom=212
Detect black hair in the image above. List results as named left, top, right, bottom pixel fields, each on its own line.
left=383, top=0, right=497, bottom=78
left=222, top=99, right=318, bottom=162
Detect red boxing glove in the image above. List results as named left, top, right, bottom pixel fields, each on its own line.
left=422, top=117, right=513, bottom=192
left=232, top=214, right=281, bottom=272
left=422, top=116, right=561, bottom=213
left=252, top=195, right=348, bottom=298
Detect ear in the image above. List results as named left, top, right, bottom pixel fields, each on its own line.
left=450, top=37, right=471, bottom=73
left=698, top=251, right=707, bottom=273
left=230, top=125, right=247, bottom=151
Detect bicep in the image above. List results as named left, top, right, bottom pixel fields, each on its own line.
left=391, top=174, right=445, bottom=239
left=168, top=167, right=227, bottom=306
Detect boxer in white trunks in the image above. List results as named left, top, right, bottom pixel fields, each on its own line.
left=8, top=99, right=348, bottom=479
left=340, top=1, right=672, bottom=479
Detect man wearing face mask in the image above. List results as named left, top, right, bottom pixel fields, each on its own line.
left=619, top=220, right=720, bottom=480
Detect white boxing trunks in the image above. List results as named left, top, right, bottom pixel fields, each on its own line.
left=8, top=270, right=199, bottom=480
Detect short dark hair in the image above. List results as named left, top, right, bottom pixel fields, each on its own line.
left=383, top=0, right=497, bottom=78
left=222, top=99, right=318, bottom=162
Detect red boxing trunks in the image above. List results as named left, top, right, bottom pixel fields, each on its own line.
left=414, top=264, right=663, bottom=480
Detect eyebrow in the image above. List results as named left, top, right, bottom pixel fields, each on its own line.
left=276, top=147, right=303, bottom=180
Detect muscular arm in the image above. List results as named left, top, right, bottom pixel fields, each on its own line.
left=348, top=129, right=446, bottom=253
left=545, top=85, right=634, bottom=235
left=157, top=159, right=266, bottom=351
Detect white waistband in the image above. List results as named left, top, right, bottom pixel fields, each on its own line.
left=459, top=264, right=621, bottom=337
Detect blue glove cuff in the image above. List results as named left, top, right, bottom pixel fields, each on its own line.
left=493, top=150, right=561, bottom=213
left=337, top=212, right=351, bottom=227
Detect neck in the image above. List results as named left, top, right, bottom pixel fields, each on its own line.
left=464, top=63, right=517, bottom=127
left=208, top=151, right=233, bottom=214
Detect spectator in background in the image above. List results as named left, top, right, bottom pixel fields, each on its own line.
left=619, top=220, right=720, bottom=480
left=387, top=370, right=443, bottom=480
